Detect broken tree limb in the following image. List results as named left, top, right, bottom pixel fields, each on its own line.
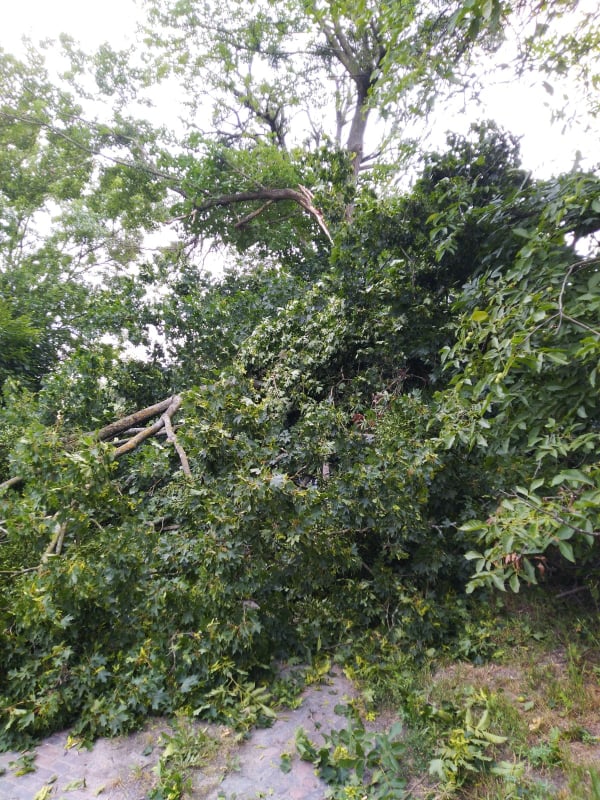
left=110, top=428, right=169, bottom=446
left=195, top=185, right=333, bottom=244
left=41, top=520, right=68, bottom=563
left=95, top=397, right=174, bottom=442
left=55, top=522, right=67, bottom=556
left=3, top=394, right=189, bottom=491
left=113, top=414, right=167, bottom=456
left=113, top=395, right=186, bottom=463
left=0, top=476, right=24, bottom=492
left=162, top=405, right=192, bottom=477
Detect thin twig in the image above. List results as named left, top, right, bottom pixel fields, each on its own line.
left=0, top=567, right=39, bottom=576
left=556, top=586, right=589, bottom=599
left=559, top=313, right=600, bottom=338
left=556, top=257, right=600, bottom=336
left=0, top=110, right=185, bottom=194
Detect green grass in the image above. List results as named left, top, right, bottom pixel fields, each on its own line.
left=342, top=588, right=600, bottom=799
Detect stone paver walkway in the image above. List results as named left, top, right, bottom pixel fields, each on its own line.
left=0, top=670, right=360, bottom=800
left=0, top=723, right=165, bottom=800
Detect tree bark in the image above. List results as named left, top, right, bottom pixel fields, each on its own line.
left=0, top=476, right=24, bottom=492
left=195, top=186, right=332, bottom=243
left=95, top=397, right=175, bottom=442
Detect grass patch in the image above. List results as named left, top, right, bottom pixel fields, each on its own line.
left=343, top=588, right=600, bottom=799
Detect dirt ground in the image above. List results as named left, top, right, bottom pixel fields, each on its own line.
left=0, top=669, right=365, bottom=800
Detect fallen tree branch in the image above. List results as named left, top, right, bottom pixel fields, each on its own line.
left=113, top=395, right=187, bottom=471
left=115, top=426, right=170, bottom=436
left=0, top=567, right=39, bottom=576
left=111, top=427, right=170, bottom=446
left=95, top=397, right=175, bottom=442
left=41, top=520, right=68, bottom=563
left=113, top=415, right=168, bottom=456
left=0, top=476, right=24, bottom=492
left=195, top=185, right=333, bottom=244
left=162, top=403, right=192, bottom=477
left=2, top=394, right=189, bottom=492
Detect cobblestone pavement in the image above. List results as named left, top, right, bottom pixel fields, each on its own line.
left=0, top=670, right=360, bottom=800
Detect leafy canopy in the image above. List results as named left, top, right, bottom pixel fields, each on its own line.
left=0, top=0, right=598, bottom=754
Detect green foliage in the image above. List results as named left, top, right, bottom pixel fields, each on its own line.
left=0, top=358, right=468, bottom=748
left=0, top=299, right=40, bottom=387
left=527, top=727, right=563, bottom=768
left=296, top=708, right=408, bottom=800
left=0, top=47, right=172, bottom=390
left=156, top=263, right=307, bottom=385
left=428, top=688, right=517, bottom=791
left=438, top=171, right=600, bottom=592
left=148, top=716, right=219, bottom=800
left=0, top=0, right=598, bottom=763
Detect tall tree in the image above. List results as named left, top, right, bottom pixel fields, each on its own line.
left=140, top=0, right=503, bottom=235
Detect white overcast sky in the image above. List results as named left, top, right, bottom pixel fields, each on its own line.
left=1, top=0, right=139, bottom=50
left=0, top=0, right=598, bottom=177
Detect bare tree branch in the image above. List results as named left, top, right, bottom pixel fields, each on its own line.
left=0, top=476, right=24, bottom=492
left=95, top=397, right=175, bottom=442
left=41, top=520, right=68, bottom=563
left=234, top=200, right=274, bottom=228
left=3, top=394, right=189, bottom=492
left=163, top=403, right=192, bottom=477
left=113, top=415, right=167, bottom=456
left=195, top=186, right=333, bottom=243
left=112, top=395, right=189, bottom=471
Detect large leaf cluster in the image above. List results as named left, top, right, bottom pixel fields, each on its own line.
left=438, top=171, right=600, bottom=592
left=0, top=368, right=459, bottom=748
left=0, top=96, right=598, bottom=757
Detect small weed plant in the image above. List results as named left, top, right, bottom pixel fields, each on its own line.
left=428, top=688, right=522, bottom=793
left=148, top=715, right=219, bottom=800
left=295, top=705, right=408, bottom=799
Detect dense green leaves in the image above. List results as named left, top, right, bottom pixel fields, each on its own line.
left=439, top=172, right=600, bottom=592
left=0, top=0, right=598, bottom=757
